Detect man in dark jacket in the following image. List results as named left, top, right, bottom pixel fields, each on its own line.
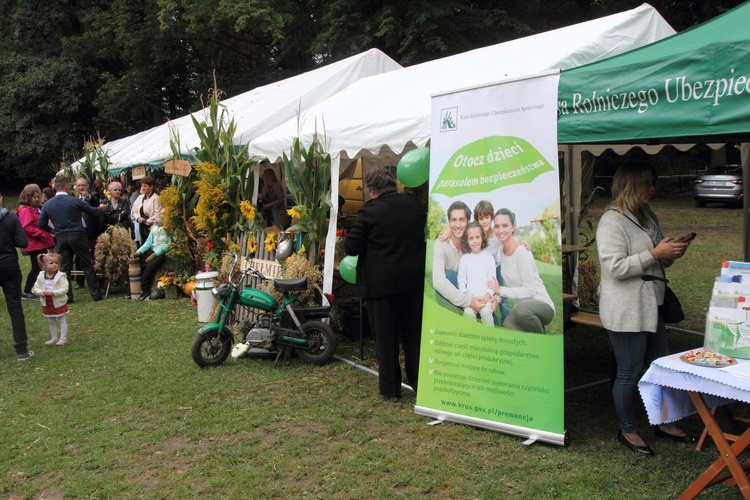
left=39, top=176, right=103, bottom=302
left=0, top=192, right=34, bottom=360
left=344, top=166, right=426, bottom=398
left=73, top=177, right=104, bottom=289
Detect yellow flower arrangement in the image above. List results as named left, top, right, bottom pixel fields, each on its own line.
left=158, top=185, right=181, bottom=232
left=298, top=244, right=306, bottom=255
left=191, top=162, right=229, bottom=234
left=264, top=232, right=277, bottom=252
left=240, top=200, right=257, bottom=220
left=228, top=242, right=240, bottom=253
left=287, top=206, right=305, bottom=220
left=247, top=236, right=257, bottom=254
left=159, top=275, right=175, bottom=287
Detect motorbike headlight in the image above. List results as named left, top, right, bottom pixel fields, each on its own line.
left=212, top=284, right=231, bottom=299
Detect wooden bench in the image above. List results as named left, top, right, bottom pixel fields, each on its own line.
left=569, top=310, right=603, bottom=328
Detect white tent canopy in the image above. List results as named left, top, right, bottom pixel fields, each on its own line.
left=248, top=4, right=674, bottom=163
left=94, top=48, right=402, bottom=173
left=245, top=4, right=675, bottom=293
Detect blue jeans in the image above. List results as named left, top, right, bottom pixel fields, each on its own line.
left=495, top=267, right=510, bottom=324
left=606, top=318, right=669, bottom=433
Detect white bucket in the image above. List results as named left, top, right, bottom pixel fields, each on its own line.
left=194, top=271, right=219, bottom=323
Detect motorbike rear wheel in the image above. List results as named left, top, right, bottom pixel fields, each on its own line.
left=295, top=321, right=337, bottom=365
left=191, top=331, right=232, bottom=367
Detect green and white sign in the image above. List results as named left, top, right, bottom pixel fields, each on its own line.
left=432, top=136, right=554, bottom=197
left=416, top=73, right=565, bottom=445
left=558, top=1, right=750, bottom=144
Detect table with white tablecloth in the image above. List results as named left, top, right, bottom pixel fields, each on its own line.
left=638, top=351, right=750, bottom=499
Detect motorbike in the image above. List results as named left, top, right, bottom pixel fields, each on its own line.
left=191, top=252, right=337, bottom=367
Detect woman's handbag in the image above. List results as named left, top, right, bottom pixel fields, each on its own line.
left=660, top=285, right=685, bottom=324
left=642, top=275, right=685, bottom=324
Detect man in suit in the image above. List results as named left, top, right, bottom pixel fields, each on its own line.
left=39, top=176, right=103, bottom=302
left=344, top=166, right=426, bottom=398
left=73, top=177, right=104, bottom=289
left=0, top=192, right=34, bottom=360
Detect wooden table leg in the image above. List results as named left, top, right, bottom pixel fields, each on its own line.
left=678, top=392, right=750, bottom=499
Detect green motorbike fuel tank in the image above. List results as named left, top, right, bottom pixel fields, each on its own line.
left=239, top=287, right=277, bottom=311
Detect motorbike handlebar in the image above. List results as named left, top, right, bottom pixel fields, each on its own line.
left=227, top=251, right=268, bottom=284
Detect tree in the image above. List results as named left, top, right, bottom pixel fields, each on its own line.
left=0, top=0, right=744, bottom=189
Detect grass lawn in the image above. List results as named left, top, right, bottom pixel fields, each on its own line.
left=0, top=194, right=747, bottom=498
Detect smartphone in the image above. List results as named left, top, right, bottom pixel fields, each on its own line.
left=674, top=232, right=697, bottom=243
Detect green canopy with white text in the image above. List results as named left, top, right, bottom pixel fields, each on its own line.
left=558, top=0, right=750, bottom=144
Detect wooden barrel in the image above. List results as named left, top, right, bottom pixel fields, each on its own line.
left=129, top=275, right=142, bottom=296
left=128, top=258, right=142, bottom=297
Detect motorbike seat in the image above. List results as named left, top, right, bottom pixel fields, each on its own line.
left=274, top=277, right=308, bottom=293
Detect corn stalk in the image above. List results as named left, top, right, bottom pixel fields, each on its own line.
left=283, top=138, right=332, bottom=264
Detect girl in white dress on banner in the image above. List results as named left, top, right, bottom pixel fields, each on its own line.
left=457, top=222, right=497, bottom=325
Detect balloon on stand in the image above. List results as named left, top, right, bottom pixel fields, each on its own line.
left=397, top=148, right=430, bottom=187
left=339, top=255, right=358, bottom=284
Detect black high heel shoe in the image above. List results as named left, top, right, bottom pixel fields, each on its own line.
left=618, top=431, right=655, bottom=456
left=654, top=426, right=697, bottom=444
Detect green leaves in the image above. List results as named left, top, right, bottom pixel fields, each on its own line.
left=283, top=138, right=332, bottom=263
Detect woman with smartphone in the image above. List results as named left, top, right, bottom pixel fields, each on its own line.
left=596, top=160, right=694, bottom=457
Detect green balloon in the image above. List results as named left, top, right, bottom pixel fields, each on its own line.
left=397, top=148, right=430, bottom=187
left=339, top=255, right=358, bottom=284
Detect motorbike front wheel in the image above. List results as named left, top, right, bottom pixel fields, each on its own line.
left=191, top=331, right=232, bottom=367
left=295, top=321, right=338, bottom=365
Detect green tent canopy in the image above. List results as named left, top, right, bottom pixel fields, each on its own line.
left=558, top=0, right=750, bottom=144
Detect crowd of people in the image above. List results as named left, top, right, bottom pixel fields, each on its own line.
left=0, top=174, right=171, bottom=360
left=2, top=165, right=294, bottom=359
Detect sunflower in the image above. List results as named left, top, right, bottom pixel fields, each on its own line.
left=287, top=207, right=305, bottom=219
left=264, top=232, right=277, bottom=252
left=247, top=237, right=257, bottom=254
left=240, top=200, right=256, bottom=220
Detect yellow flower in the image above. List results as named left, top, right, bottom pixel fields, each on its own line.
left=228, top=242, right=240, bottom=252
left=287, top=207, right=305, bottom=219
left=264, top=232, right=277, bottom=252
left=298, top=244, right=306, bottom=255
left=247, top=237, right=257, bottom=254
left=159, top=276, right=174, bottom=287
left=240, top=200, right=256, bottom=220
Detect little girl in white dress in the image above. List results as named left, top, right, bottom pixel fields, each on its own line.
left=32, top=253, right=70, bottom=345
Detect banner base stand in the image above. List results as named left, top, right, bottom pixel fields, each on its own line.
left=427, top=419, right=444, bottom=426
left=414, top=405, right=566, bottom=447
